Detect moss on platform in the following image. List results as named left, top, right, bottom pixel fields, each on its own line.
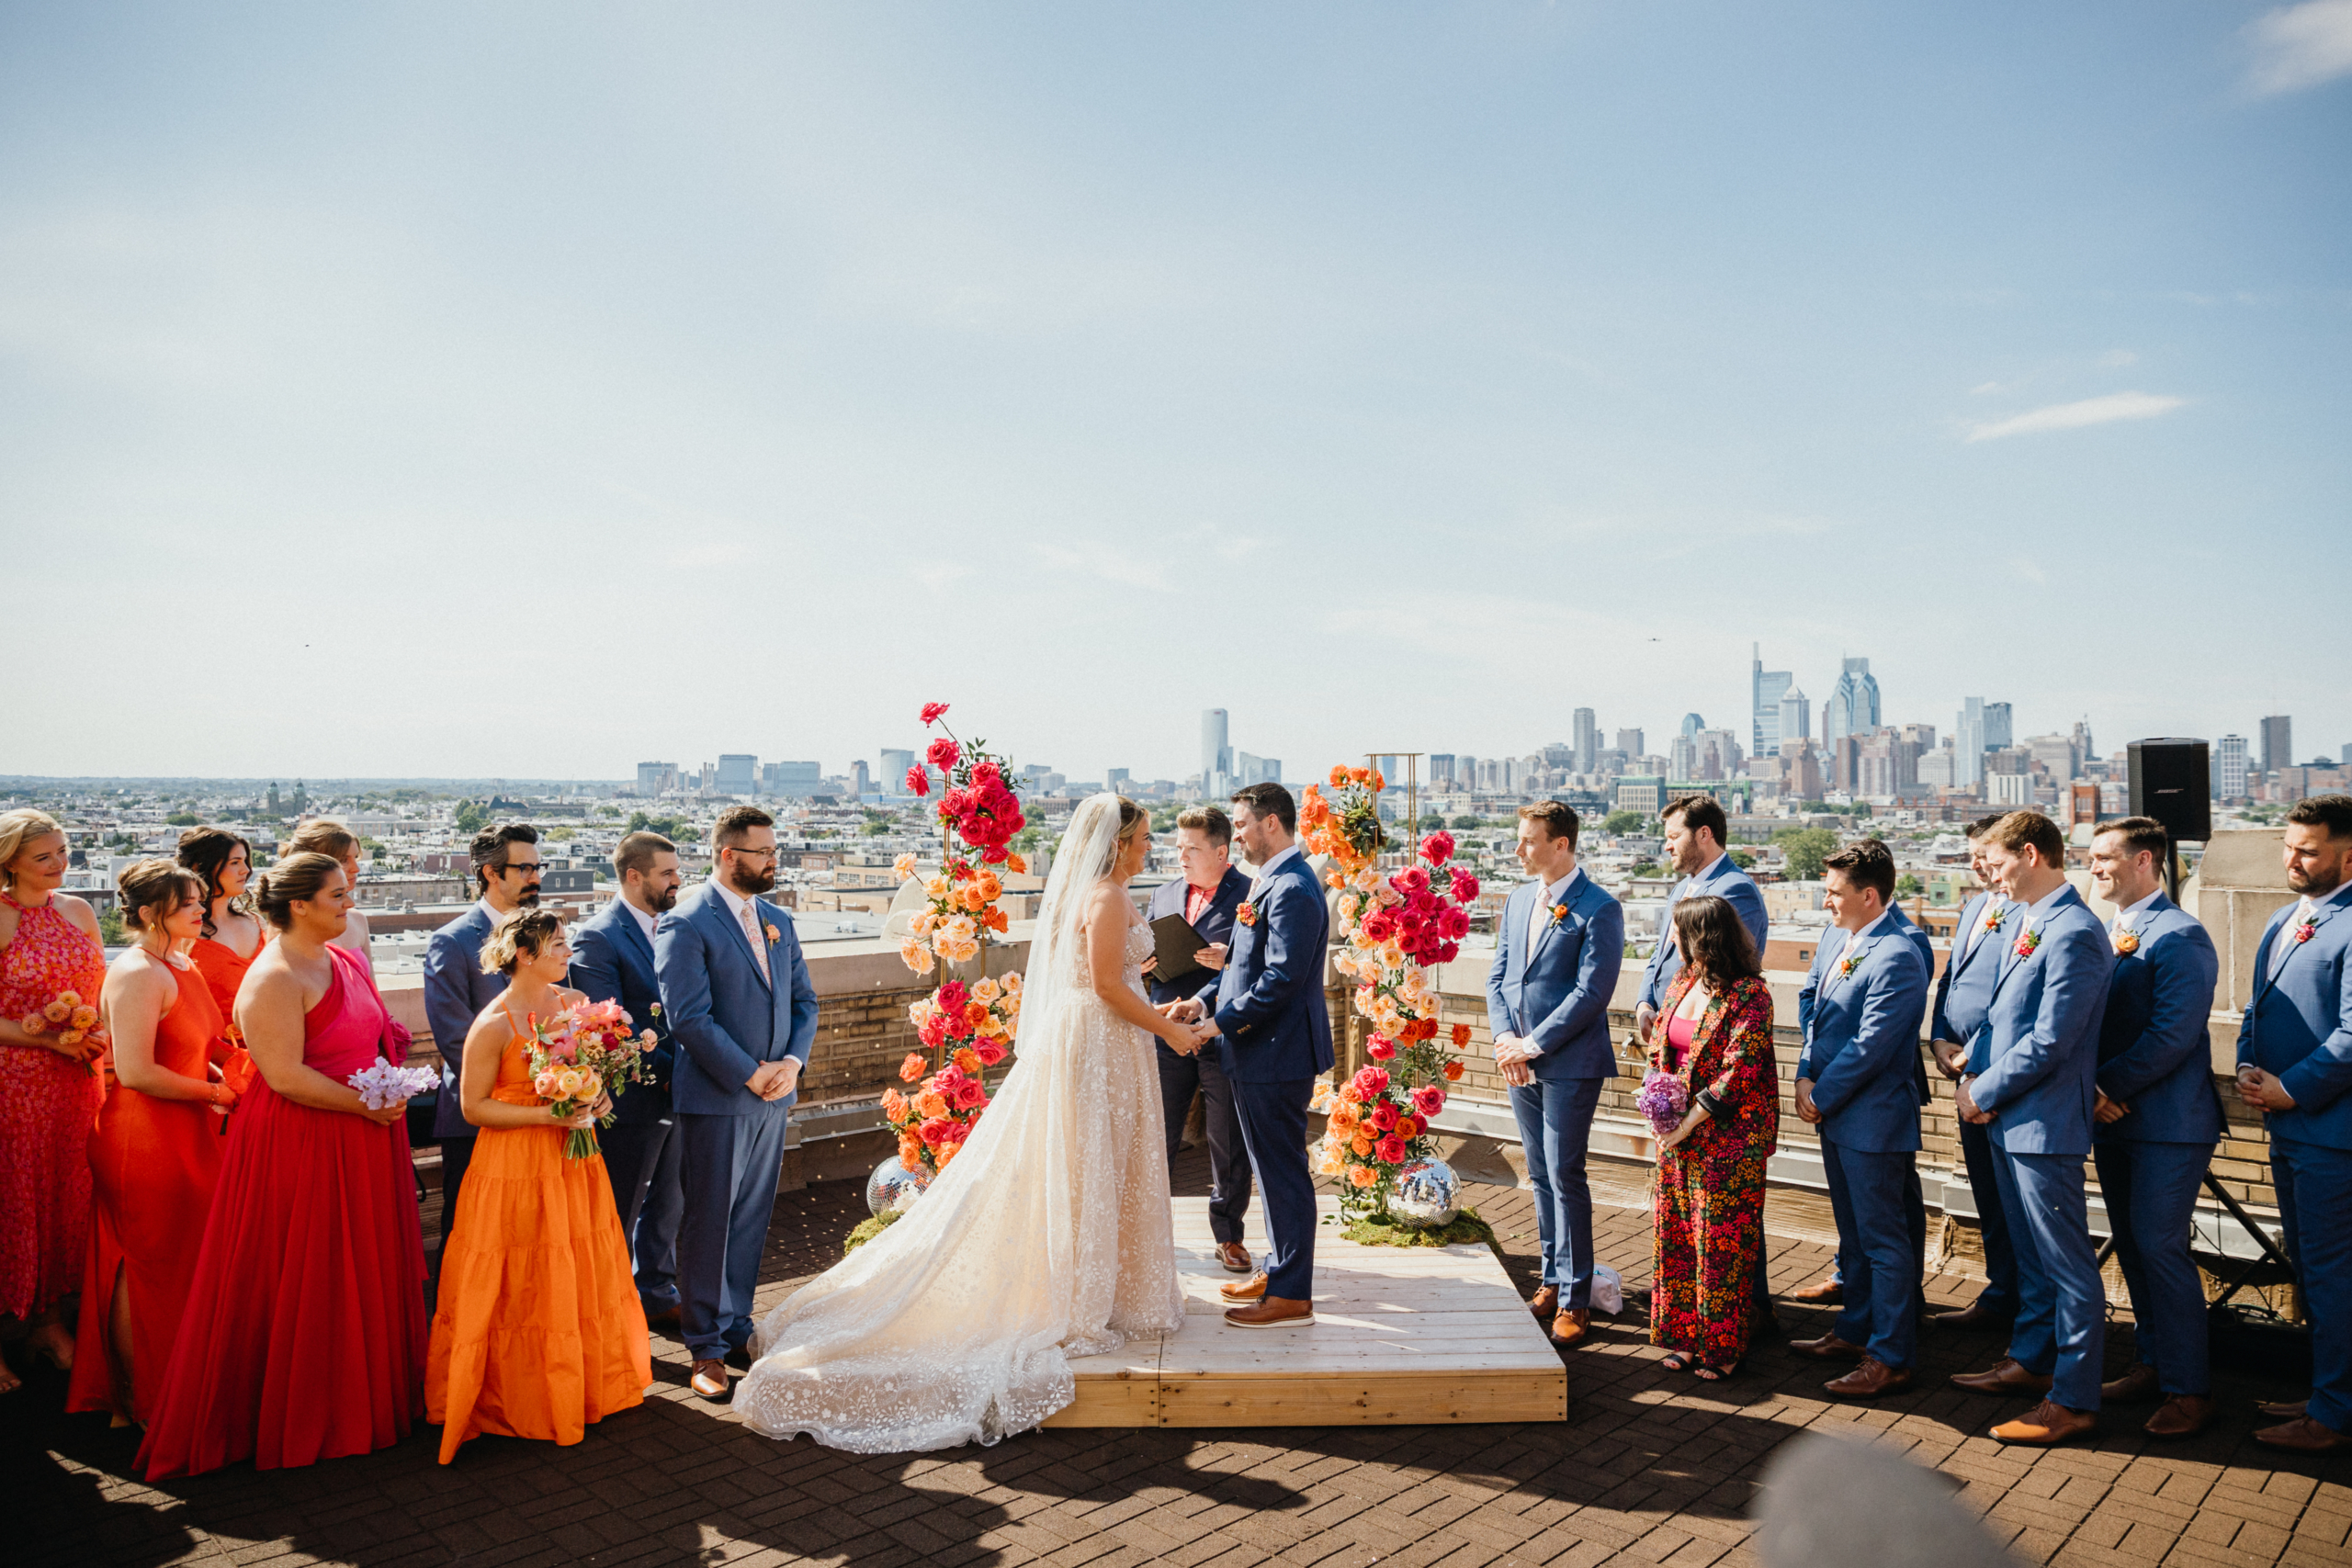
left=1339, top=1204, right=1498, bottom=1259
left=843, top=1208, right=904, bottom=1254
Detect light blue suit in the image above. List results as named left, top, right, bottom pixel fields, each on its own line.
left=570, top=897, right=684, bottom=1314
left=1937, top=889, right=2018, bottom=1314
left=1487, top=870, right=1625, bottom=1309
left=1969, top=884, right=2113, bottom=1410
left=2090, top=894, right=2220, bottom=1398
left=2236, top=880, right=2352, bottom=1432
left=1193, top=848, right=1332, bottom=1301
left=1797, top=914, right=1930, bottom=1368
left=1638, top=853, right=1770, bottom=1010
left=420, top=900, right=508, bottom=1245
left=657, top=880, right=820, bottom=1360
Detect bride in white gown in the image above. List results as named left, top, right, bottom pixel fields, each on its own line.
left=734, top=794, right=1208, bottom=1452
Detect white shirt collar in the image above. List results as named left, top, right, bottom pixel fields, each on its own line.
left=1250, top=844, right=1302, bottom=886
left=1847, top=907, right=1894, bottom=945
left=619, top=896, right=660, bottom=943
left=2114, top=888, right=2163, bottom=929
left=2026, top=881, right=2071, bottom=917
left=707, top=874, right=757, bottom=921
left=1543, top=865, right=1584, bottom=904
left=1689, top=852, right=1728, bottom=887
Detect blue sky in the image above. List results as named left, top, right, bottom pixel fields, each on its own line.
left=5, top=3, right=2346, bottom=783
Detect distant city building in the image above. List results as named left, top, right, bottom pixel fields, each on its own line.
left=1954, top=699, right=1988, bottom=788
left=1988, top=773, right=2037, bottom=807
left=1679, top=713, right=1705, bottom=738
left=1777, top=688, right=1810, bottom=758
left=1668, top=734, right=1697, bottom=779
left=851, top=760, right=870, bottom=797
left=2261, top=715, right=2292, bottom=777
left=2025, top=732, right=2079, bottom=780
left=879, top=748, right=914, bottom=790
left=1202, top=709, right=1232, bottom=796
left=1106, top=768, right=1130, bottom=795
left=1235, top=752, right=1282, bottom=785
left=2215, top=734, right=2249, bottom=800
left=1750, top=645, right=1793, bottom=760
left=1429, top=753, right=1457, bottom=786
left=1824, top=658, right=1881, bottom=745
left=636, top=761, right=678, bottom=795
left=1983, top=701, right=2014, bottom=751
left=1615, top=776, right=1665, bottom=815
left=718, top=755, right=758, bottom=795
left=2071, top=718, right=2095, bottom=762
left=1613, top=728, right=1644, bottom=758
left=763, top=761, right=821, bottom=798
left=1572, top=708, right=1599, bottom=774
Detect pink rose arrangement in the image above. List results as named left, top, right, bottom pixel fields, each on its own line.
left=522, top=999, right=655, bottom=1159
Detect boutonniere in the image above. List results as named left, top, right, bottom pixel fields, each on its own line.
left=2112, top=927, right=2140, bottom=956
left=2293, top=920, right=2318, bottom=946
left=1548, top=902, right=1569, bottom=927
left=2014, top=923, right=2043, bottom=960
left=1837, top=947, right=1864, bottom=979
left=1982, top=900, right=2008, bottom=931
left=1237, top=901, right=1259, bottom=928
left=763, top=922, right=781, bottom=945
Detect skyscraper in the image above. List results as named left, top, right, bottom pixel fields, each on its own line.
left=1106, top=768, right=1130, bottom=795
left=1614, top=728, right=1645, bottom=758
left=1751, top=643, right=1793, bottom=759
left=1955, top=699, right=1987, bottom=787
left=1983, top=701, right=2014, bottom=750
left=1680, top=713, right=1705, bottom=738
left=1825, top=658, right=1881, bottom=744
left=1202, top=709, right=1232, bottom=795
left=1777, top=687, right=1810, bottom=756
left=2261, top=715, right=2292, bottom=776
left=2215, top=735, right=2248, bottom=799
left=879, top=748, right=914, bottom=791
left=1572, top=708, right=1599, bottom=773
left=717, top=755, right=758, bottom=795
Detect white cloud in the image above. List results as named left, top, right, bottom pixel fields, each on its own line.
left=1962, top=390, right=2188, bottom=443
left=2247, top=1, right=2352, bottom=96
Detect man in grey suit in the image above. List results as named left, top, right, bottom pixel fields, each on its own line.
left=420, top=821, right=540, bottom=1251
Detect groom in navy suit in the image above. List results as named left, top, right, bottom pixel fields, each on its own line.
left=1487, top=801, right=1623, bottom=1348
left=1177, top=783, right=1332, bottom=1329
left=656, top=805, right=820, bottom=1399
left=570, top=830, right=686, bottom=1329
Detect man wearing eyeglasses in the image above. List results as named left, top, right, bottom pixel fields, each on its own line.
left=657, top=804, right=820, bottom=1400
left=421, top=821, right=543, bottom=1251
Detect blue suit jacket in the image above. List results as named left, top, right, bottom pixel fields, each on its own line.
left=421, top=900, right=510, bottom=1139
left=1970, top=886, right=2114, bottom=1156
left=1796, top=915, right=1931, bottom=1153
left=2094, top=895, right=2221, bottom=1146
left=1485, top=871, right=1625, bottom=1080
left=1147, top=866, right=1250, bottom=1010
left=1937, top=890, right=2011, bottom=1073
left=655, top=881, right=820, bottom=1118
left=1194, top=851, right=1333, bottom=1084
left=568, top=897, right=673, bottom=1126
left=1638, top=854, right=1770, bottom=1010
left=2235, top=885, right=2352, bottom=1151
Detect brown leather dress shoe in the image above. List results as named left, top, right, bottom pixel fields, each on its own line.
left=1530, top=1285, right=1560, bottom=1318
left=1225, top=1295, right=1314, bottom=1328
left=1550, top=1308, right=1590, bottom=1347
left=1787, top=1274, right=1844, bottom=1303
left=689, top=1359, right=729, bottom=1400
left=1790, top=1332, right=1867, bottom=1362
left=2100, top=1363, right=2159, bottom=1404
left=1991, top=1398, right=2097, bottom=1446
left=2254, top=1415, right=2349, bottom=1452
left=1951, top=1358, right=2053, bottom=1396
left=1825, top=1357, right=1914, bottom=1399
left=1928, top=1301, right=2013, bottom=1330
left=1220, top=1271, right=1267, bottom=1302
left=2143, top=1394, right=2213, bottom=1438
left=2258, top=1398, right=2309, bottom=1419
left=1216, top=1241, right=1253, bottom=1274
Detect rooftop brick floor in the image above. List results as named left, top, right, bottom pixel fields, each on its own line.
left=11, top=1146, right=2348, bottom=1568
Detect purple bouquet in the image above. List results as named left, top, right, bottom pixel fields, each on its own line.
left=1634, top=1069, right=1689, bottom=1137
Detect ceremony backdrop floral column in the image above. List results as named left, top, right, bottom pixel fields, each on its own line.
left=878, top=702, right=1029, bottom=1178
left=1301, top=765, right=1479, bottom=1217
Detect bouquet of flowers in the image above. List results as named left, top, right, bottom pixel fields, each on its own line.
left=522, top=999, right=655, bottom=1159
left=1634, top=1070, right=1690, bottom=1138
left=20, top=989, right=100, bottom=1075
left=1314, top=1065, right=1460, bottom=1209
left=348, top=1059, right=440, bottom=1111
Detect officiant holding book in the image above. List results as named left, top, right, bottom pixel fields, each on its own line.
left=1145, top=805, right=1254, bottom=1275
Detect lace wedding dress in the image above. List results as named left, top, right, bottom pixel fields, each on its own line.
left=734, top=796, right=1183, bottom=1452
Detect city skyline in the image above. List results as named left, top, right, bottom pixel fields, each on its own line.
left=5, top=6, right=2346, bottom=779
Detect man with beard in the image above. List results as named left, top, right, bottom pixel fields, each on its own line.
left=656, top=805, right=820, bottom=1400
left=2236, top=794, right=2352, bottom=1453
left=571, top=831, right=687, bottom=1330
left=422, top=821, right=542, bottom=1250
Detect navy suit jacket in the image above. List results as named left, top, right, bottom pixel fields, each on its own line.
left=1194, top=851, right=1333, bottom=1084
left=1147, top=866, right=1250, bottom=1010
left=1638, top=854, right=1770, bottom=1010
left=1796, top=914, right=1931, bottom=1153
left=2236, top=884, right=2352, bottom=1151
left=568, top=897, right=673, bottom=1126
left=421, top=900, right=510, bottom=1139
left=655, top=881, right=820, bottom=1118
left=1485, top=871, right=1625, bottom=1080
left=1936, top=890, right=2011, bottom=1073
left=1971, top=885, right=2114, bottom=1156
left=2094, top=895, right=2221, bottom=1146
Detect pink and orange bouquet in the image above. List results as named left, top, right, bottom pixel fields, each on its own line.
left=1314, top=1065, right=1453, bottom=1205
left=522, top=999, right=655, bottom=1159
left=882, top=1046, right=997, bottom=1176
left=21, top=989, right=101, bottom=1075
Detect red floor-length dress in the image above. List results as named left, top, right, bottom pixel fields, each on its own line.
left=0, top=892, right=108, bottom=1323
left=137, top=945, right=428, bottom=1478
left=67, top=959, right=226, bottom=1421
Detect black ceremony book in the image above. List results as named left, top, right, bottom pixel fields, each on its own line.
left=1148, top=913, right=1213, bottom=987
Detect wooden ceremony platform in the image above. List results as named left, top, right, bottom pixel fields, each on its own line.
left=1046, top=1196, right=1567, bottom=1428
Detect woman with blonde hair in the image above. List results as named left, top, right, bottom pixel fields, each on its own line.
left=424, top=907, right=649, bottom=1464
left=0, top=809, right=109, bottom=1394
left=286, top=818, right=375, bottom=976
left=67, top=861, right=236, bottom=1424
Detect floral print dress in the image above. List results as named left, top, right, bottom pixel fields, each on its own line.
left=1649, top=970, right=1779, bottom=1371
left=0, top=893, right=108, bottom=1319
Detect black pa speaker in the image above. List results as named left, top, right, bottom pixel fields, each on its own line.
left=2128, top=739, right=2211, bottom=842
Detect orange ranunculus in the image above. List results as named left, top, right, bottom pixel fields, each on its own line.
left=984, top=906, right=1009, bottom=933
left=899, top=1052, right=928, bottom=1082
left=1443, top=1059, right=1464, bottom=1081
left=965, top=1000, right=989, bottom=1030
left=1351, top=1134, right=1375, bottom=1157
left=915, top=1090, right=950, bottom=1120
left=1329, top=1105, right=1359, bottom=1133
left=1329, top=764, right=1349, bottom=786
left=881, top=1087, right=908, bottom=1119
left=976, top=871, right=1002, bottom=901
left=962, top=884, right=988, bottom=912
left=899, top=1135, right=925, bottom=1168
left=1348, top=766, right=1370, bottom=785
left=1007, top=852, right=1027, bottom=874
left=1349, top=1165, right=1377, bottom=1189
left=952, top=1048, right=981, bottom=1075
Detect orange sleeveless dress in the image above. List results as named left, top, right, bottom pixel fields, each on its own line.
left=189, top=926, right=265, bottom=1093
left=424, top=1006, right=650, bottom=1463
left=68, top=957, right=226, bottom=1421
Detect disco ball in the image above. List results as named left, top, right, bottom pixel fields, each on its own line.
left=865, top=1154, right=932, bottom=1216
left=1389, top=1160, right=1463, bottom=1228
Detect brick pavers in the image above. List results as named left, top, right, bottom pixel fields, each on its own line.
left=11, top=1149, right=2347, bottom=1568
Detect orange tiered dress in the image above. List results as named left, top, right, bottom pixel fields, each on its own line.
left=424, top=1007, right=649, bottom=1463
left=68, top=957, right=226, bottom=1421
